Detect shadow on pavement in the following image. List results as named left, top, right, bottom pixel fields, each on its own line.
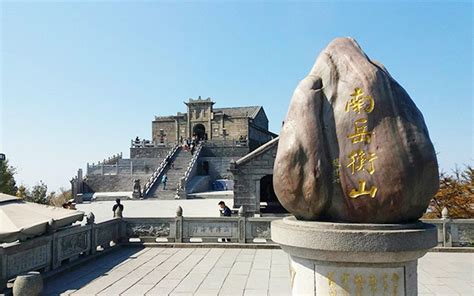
left=43, top=246, right=144, bottom=296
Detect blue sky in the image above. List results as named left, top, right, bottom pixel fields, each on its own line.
left=1, top=0, right=472, bottom=192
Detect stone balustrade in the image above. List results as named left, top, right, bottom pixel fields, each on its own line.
left=88, top=153, right=123, bottom=167
left=0, top=217, right=122, bottom=290
left=422, top=218, right=474, bottom=247
left=87, top=159, right=158, bottom=176
left=142, top=144, right=180, bottom=197
left=130, top=139, right=156, bottom=148
left=179, top=142, right=204, bottom=195
left=123, top=214, right=275, bottom=244
left=205, top=138, right=248, bottom=147
left=1, top=214, right=472, bottom=292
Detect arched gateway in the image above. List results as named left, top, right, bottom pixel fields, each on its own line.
left=192, top=124, right=206, bottom=140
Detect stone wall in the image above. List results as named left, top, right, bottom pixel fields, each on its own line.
left=198, top=157, right=235, bottom=180
left=200, top=146, right=249, bottom=158
left=130, top=147, right=171, bottom=159
left=231, top=138, right=279, bottom=214
left=248, top=126, right=274, bottom=151
left=83, top=174, right=151, bottom=193
left=220, top=117, right=249, bottom=140
left=152, top=119, right=176, bottom=144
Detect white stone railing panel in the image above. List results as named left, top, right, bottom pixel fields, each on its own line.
left=1, top=236, right=52, bottom=281
left=53, top=225, right=91, bottom=268
left=246, top=217, right=279, bottom=242
left=93, top=219, right=121, bottom=249
left=124, top=218, right=176, bottom=243
left=183, top=217, right=239, bottom=242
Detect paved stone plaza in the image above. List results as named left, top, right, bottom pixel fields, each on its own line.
left=42, top=247, right=473, bottom=296
left=76, top=199, right=234, bottom=223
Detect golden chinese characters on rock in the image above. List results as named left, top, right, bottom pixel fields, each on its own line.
left=345, top=87, right=378, bottom=199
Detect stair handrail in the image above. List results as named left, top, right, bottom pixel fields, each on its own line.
left=142, top=144, right=180, bottom=197
left=179, top=142, right=204, bottom=193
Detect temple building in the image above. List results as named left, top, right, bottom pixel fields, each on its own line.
left=152, top=96, right=274, bottom=150
left=71, top=96, right=284, bottom=215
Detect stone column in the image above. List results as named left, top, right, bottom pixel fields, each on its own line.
left=271, top=217, right=437, bottom=296
left=175, top=117, right=179, bottom=144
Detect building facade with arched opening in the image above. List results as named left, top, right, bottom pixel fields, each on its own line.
left=230, top=137, right=287, bottom=215
left=151, top=97, right=276, bottom=150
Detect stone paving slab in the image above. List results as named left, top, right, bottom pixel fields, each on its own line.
left=43, top=247, right=474, bottom=296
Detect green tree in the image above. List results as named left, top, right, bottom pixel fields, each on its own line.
left=26, top=181, right=48, bottom=204
left=0, top=160, right=17, bottom=195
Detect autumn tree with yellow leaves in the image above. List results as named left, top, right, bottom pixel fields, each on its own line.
left=424, top=166, right=474, bottom=219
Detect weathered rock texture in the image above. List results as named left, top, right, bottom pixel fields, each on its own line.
left=273, top=37, right=439, bottom=223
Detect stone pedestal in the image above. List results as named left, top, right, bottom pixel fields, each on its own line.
left=271, top=217, right=437, bottom=296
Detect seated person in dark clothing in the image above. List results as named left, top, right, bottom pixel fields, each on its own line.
left=218, top=201, right=232, bottom=217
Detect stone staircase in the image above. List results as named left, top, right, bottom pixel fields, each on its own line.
left=148, top=148, right=194, bottom=199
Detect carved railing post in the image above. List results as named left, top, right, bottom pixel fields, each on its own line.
left=87, top=213, right=96, bottom=255
left=0, top=247, right=6, bottom=291
left=238, top=206, right=246, bottom=243
left=175, top=206, right=183, bottom=243
left=441, top=207, right=452, bottom=247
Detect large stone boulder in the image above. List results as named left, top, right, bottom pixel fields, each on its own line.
left=273, top=37, right=439, bottom=223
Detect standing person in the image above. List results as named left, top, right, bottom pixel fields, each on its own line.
left=161, top=174, right=168, bottom=190
left=113, top=198, right=124, bottom=218
left=218, top=201, right=232, bottom=242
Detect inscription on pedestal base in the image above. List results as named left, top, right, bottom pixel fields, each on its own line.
left=315, top=266, right=404, bottom=296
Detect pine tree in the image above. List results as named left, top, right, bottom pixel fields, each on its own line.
left=0, top=160, right=17, bottom=195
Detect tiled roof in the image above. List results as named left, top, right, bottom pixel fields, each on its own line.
left=213, top=106, right=262, bottom=119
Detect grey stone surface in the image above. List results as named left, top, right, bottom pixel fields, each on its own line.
left=146, top=148, right=193, bottom=199
left=272, top=217, right=438, bottom=295
left=84, top=175, right=151, bottom=194
left=231, top=138, right=279, bottom=214
left=41, top=246, right=473, bottom=296
left=130, top=147, right=170, bottom=159
left=273, top=37, right=439, bottom=223
left=272, top=217, right=437, bottom=262
left=13, top=272, right=43, bottom=296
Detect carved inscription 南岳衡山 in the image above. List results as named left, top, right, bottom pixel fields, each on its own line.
left=126, top=223, right=170, bottom=237
left=345, top=88, right=378, bottom=199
